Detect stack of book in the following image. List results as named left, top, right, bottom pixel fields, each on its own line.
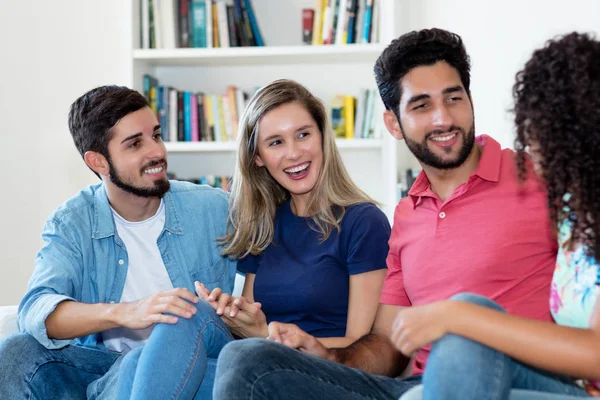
left=302, top=0, right=380, bottom=45
left=330, top=88, right=379, bottom=139
left=140, top=0, right=264, bottom=49
left=144, top=74, right=250, bottom=142
left=167, top=173, right=232, bottom=191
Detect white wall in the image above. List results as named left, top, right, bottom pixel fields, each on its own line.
left=395, top=0, right=600, bottom=170
left=0, top=1, right=131, bottom=305
left=0, top=1, right=599, bottom=305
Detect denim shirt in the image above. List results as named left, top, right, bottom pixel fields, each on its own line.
left=18, top=180, right=236, bottom=350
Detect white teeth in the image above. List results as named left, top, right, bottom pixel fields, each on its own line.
left=284, top=163, right=309, bottom=173
left=145, top=166, right=163, bottom=174
left=431, top=133, right=457, bottom=142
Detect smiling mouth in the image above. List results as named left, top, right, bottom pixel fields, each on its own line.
left=429, top=132, right=457, bottom=142
left=284, top=162, right=310, bottom=174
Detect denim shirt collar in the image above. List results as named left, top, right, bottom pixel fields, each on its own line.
left=91, top=184, right=184, bottom=239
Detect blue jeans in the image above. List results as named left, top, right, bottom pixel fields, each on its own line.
left=118, top=299, right=234, bottom=400
left=399, top=293, right=589, bottom=400
left=0, top=333, right=121, bottom=399
left=213, top=338, right=422, bottom=399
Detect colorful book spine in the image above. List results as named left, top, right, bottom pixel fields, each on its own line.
left=169, top=89, right=178, bottom=142
left=191, top=94, right=199, bottom=142
left=244, top=0, right=264, bottom=46
left=183, top=91, right=191, bottom=142
left=190, top=0, right=207, bottom=47
left=361, top=0, right=373, bottom=44
left=302, top=9, right=315, bottom=45
left=343, top=95, right=355, bottom=139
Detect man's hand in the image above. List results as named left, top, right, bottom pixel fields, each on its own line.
left=267, top=322, right=332, bottom=359
left=220, top=296, right=268, bottom=338
left=117, top=288, right=199, bottom=330
left=391, top=300, right=452, bottom=356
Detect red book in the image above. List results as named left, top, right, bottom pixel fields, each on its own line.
left=302, top=9, right=315, bottom=45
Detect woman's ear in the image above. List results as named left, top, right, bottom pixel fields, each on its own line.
left=255, top=154, right=265, bottom=167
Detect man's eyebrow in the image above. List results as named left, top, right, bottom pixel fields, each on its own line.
left=121, top=132, right=143, bottom=144
left=406, top=94, right=430, bottom=106
left=442, top=86, right=464, bottom=95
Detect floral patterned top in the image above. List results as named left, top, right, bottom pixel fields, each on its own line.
left=551, top=214, right=600, bottom=396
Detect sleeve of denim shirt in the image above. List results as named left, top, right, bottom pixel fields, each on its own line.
left=18, top=218, right=84, bottom=349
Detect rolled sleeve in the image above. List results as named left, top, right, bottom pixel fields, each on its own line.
left=18, top=219, right=84, bottom=349
left=19, top=292, right=76, bottom=349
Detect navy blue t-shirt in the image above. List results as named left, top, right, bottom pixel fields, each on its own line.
left=238, top=201, right=391, bottom=338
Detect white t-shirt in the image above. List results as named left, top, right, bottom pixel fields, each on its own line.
left=101, top=200, right=174, bottom=353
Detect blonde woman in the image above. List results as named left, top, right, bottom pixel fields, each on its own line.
left=119, top=79, right=390, bottom=399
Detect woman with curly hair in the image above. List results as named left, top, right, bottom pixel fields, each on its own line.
left=396, top=32, right=600, bottom=400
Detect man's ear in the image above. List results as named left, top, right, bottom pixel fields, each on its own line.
left=84, top=151, right=110, bottom=177
left=383, top=110, right=403, bottom=141
left=255, top=154, right=265, bottom=167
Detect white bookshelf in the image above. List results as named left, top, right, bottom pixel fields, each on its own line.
left=127, top=0, right=406, bottom=219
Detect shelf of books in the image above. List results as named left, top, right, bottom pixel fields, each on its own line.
left=165, top=138, right=384, bottom=153
left=129, top=0, right=400, bottom=219
left=133, top=44, right=387, bottom=66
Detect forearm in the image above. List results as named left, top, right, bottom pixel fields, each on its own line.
left=45, top=300, right=123, bottom=340
left=317, top=336, right=357, bottom=348
left=329, top=332, right=409, bottom=376
left=448, top=302, right=600, bottom=380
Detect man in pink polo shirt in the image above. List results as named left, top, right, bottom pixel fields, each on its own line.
left=213, top=28, right=556, bottom=400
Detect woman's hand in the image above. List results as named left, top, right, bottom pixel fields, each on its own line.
left=267, top=322, right=330, bottom=358
left=194, top=281, right=234, bottom=316
left=220, top=296, right=268, bottom=339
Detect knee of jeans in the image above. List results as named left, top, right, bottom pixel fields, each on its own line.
left=217, top=338, right=278, bottom=373
left=120, top=346, right=143, bottom=372
left=0, top=333, right=45, bottom=371
left=450, top=292, right=505, bottom=312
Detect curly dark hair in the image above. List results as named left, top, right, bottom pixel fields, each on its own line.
left=513, top=32, right=600, bottom=255
left=68, top=85, right=149, bottom=178
left=374, top=28, right=471, bottom=120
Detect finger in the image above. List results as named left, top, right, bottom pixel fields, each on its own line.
left=233, top=297, right=261, bottom=317
left=267, top=322, right=283, bottom=343
left=195, top=281, right=211, bottom=300
left=216, top=293, right=232, bottom=316
left=228, top=298, right=241, bottom=317
left=147, top=313, right=178, bottom=325
left=154, top=302, right=194, bottom=319
left=208, top=287, right=222, bottom=302
left=166, top=287, right=199, bottom=304
left=157, top=295, right=197, bottom=315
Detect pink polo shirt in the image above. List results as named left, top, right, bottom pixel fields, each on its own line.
left=381, top=135, right=557, bottom=375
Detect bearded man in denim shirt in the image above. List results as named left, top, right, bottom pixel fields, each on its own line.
left=0, top=86, right=237, bottom=399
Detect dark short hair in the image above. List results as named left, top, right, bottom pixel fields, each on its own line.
left=68, top=85, right=149, bottom=177
left=374, top=28, right=471, bottom=119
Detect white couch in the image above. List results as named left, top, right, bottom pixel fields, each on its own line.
left=0, top=305, right=18, bottom=340
left=0, top=275, right=245, bottom=341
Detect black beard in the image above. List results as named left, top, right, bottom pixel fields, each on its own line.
left=107, top=157, right=170, bottom=198
left=403, top=125, right=475, bottom=170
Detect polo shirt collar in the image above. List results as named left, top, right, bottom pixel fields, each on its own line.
left=408, top=134, right=502, bottom=208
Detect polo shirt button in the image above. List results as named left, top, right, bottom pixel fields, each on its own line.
left=439, top=212, right=446, bottom=219
left=118, top=259, right=124, bottom=265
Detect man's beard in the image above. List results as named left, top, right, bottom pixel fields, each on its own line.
left=107, top=157, right=170, bottom=198
left=403, top=125, right=475, bottom=170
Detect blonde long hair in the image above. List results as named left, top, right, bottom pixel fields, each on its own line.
left=221, top=79, right=375, bottom=258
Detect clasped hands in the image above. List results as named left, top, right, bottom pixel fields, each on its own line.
left=194, top=281, right=329, bottom=358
